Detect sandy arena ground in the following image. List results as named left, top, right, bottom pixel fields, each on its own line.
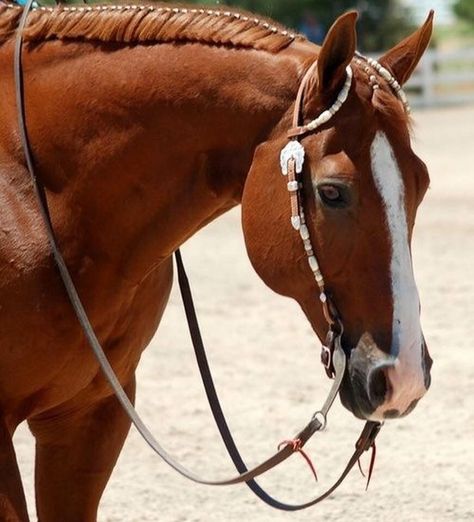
left=13, top=105, right=474, bottom=521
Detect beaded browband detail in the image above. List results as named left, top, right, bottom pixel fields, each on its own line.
left=355, top=51, right=411, bottom=114
left=302, top=65, right=353, bottom=133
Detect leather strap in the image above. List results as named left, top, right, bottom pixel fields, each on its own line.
left=288, top=60, right=320, bottom=138
left=14, top=1, right=381, bottom=510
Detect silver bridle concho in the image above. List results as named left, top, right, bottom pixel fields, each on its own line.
left=280, top=53, right=410, bottom=373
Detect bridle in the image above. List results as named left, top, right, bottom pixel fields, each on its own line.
left=280, top=59, right=353, bottom=378
left=12, top=0, right=412, bottom=511
left=280, top=53, right=411, bottom=379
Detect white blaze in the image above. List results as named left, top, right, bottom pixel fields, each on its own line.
left=370, top=131, right=426, bottom=416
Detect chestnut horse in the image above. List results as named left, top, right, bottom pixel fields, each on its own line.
left=0, top=2, right=433, bottom=520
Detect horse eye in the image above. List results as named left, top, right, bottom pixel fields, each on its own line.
left=317, top=184, right=348, bottom=208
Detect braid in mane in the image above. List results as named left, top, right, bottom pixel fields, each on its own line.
left=0, top=2, right=302, bottom=52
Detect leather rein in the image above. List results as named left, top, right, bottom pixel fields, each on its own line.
left=13, top=0, right=382, bottom=511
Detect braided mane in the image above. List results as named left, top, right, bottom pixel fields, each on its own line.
left=0, top=2, right=301, bottom=52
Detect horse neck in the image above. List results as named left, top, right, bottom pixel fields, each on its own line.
left=25, top=39, right=315, bottom=283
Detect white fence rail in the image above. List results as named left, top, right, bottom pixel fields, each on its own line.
left=407, top=48, right=474, bottom=107
left=371, top=48, right=474, bottom=107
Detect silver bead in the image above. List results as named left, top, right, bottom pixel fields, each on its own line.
left=379, top=68, right=392, bottom=82
left=308, top=255, right=319, bottom=272
left=317, top=110, right=332, bottom=125
left=338, top=87, right=349, bottom=103
left=314, top=272, right=324, bottom=283
left=287, top=181, right=298, bottom=192
left=299, top=225, right=310, bottom=241
left=291, top=216, right=301, bottom=230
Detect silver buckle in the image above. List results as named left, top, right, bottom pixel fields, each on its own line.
left=280, top=140, right=305, bottom=175
left=321, top=343, right=332, bottom=371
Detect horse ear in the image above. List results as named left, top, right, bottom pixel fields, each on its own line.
left=378, top=11, right=434, bottom=85
left=315, top=11, right=358, bottom=94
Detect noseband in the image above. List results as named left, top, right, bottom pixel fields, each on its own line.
left=13, top=1, right=412, bottom=511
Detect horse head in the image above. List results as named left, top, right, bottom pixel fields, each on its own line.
left=242, top=11, right=434, bottom=421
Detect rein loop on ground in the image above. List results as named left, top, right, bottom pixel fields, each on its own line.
left=14, top=2, right=381, bottom=511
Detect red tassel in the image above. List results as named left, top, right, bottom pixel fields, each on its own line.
left=365, top=442, right=377, bottom=491
left=357, top=457, right=366, bottom=478
left=278, top=438, right=318, bottom=482
left=357, top=442, right=377, bottom=490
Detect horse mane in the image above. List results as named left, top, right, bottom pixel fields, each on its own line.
left=0, top=2, right=302, bottom=52
left=0, top=3, right=411, bottom=129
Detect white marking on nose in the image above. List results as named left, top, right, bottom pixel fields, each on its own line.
left=369, top=131, right=426, bottom=416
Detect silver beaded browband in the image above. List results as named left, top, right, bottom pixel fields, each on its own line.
left=355, top=51, right=411, bottom=113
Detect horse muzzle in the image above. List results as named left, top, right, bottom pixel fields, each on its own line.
left=339, top=332, right=432, bottom=420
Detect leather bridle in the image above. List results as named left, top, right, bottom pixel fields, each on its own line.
left=13, top=0, right=383, bottom=511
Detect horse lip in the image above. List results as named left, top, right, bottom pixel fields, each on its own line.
left=338, top=342, right=367, bottom=419
left=339, top=373, right=367, bottom=420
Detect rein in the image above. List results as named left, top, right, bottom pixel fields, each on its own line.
left=14, top=1, right=383, bottom=511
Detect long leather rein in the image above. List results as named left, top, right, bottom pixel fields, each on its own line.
left=13, top=0, right=381, bottom=511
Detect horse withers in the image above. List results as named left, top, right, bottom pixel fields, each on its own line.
left=0, top=2, right=433, bottom=520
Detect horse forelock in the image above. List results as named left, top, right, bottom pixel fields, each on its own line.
left=0, top=2, right=303, bottom=52
left=350, top=64, right=412, bottom=136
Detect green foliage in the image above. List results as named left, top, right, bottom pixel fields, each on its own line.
left=454, top=0, right=474, bottom=24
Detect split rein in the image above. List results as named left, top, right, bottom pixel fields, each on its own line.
left=14, top=0, right=384, bottom=511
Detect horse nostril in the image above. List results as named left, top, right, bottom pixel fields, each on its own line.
left=368, top=366, right=389, bottom=406
left=347, top=334, right=395, bottom=416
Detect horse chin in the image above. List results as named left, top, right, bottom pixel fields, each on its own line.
left=338, top=372, right=369, bottom=420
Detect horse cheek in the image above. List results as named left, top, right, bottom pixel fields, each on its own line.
left=241, top=143, right=307, bottom=302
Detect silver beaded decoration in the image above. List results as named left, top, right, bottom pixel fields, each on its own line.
left=279, top=65, right=355, bottom=304
left=306, top=66, right=353, bottom=132
left=355, top=51, right=411, bottom=114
